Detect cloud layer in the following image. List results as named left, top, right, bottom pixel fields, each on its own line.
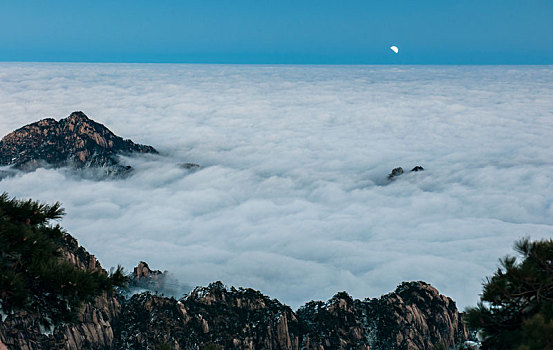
left=1, top=63, right=552, bottom=309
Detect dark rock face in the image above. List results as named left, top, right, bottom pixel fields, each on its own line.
left=133, top=261, right=165, bottom=281
left=113, top=280, right=467, bottom=350
left=388, top=167, right=404, bottom=179
left=0, top=111, right=157, bottom=175
left=0, top=233, right=121, bottom=350
left=1, top=272, right=468, bottom=350
left=364, top=282, right=468, bottom=350
left=129, top=261, right=187, bottom=298
left=0, top=295, right=120, bottom=350
left=298, top=292, right=369, bottom=350
left=131, top=261, right=168, bottom=293
left=388, top=166, right=424, bottom=180
left=115, top=282, right=304, bottom=350
left=0, top=243, right=467, bottom=350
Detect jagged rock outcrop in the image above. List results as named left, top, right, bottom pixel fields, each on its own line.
left=133, top=261, right=165, bottom=282
left=112, top=280, right=467, bottom=350
left=129, top=261, right=169, bottom=295
left=129, top=261, right=187, bottom=298
left=298, top=292, right=369, bottom=350
left=0, top=295, right=120, bottom=350
left=0, top=233, right=121, bottom=350
left=114, top=282, right=304, bottom=350
left=1, top=272, right=468, bottom=350
left=388, top=166, right=424, bottom=180
left=1, top=240, right=467, bottom=350
left=363, top=281, right=468, bottom=350
left=0, top=111, right=157, bottom=176
left=114, top=281, right=369, bottom=350
left=388, top=167, right=404, bottom=179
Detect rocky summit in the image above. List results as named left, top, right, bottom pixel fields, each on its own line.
left=0, top=229, right=469, bottom=350
left=0, top=111, right=157, bottom=175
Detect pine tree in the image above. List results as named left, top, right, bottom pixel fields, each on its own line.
left=0, top=193, right=128, bottom=326
left=465, top=238, right=553, bottom=350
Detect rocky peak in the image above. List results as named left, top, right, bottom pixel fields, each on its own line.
left=327, top=291, right=355, bottom=313
left=65, top=111, right=90, bottom=123
left=115, top=281, right=302, bottom=350
left=187, top=282, right=279, bottom=312
left=388, top=166, right=424, bottom=180
left=188, top=281, right=229, bottom=304
left=388, top=167, right=404, bottom=179
left=129, top=262, right=184, bottom=298
left=0, top=111, right=157, bottom=175
left=365, top=281, right=468, bottom=350
left=297, top=292, right=369, bottom=350
left=133, top=261, right=163, bottom=280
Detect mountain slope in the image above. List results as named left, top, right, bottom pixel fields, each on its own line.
left=0, top=111, right=157, bottom=174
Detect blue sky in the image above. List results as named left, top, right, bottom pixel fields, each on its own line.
left=1, top=0, right=552, bottom=64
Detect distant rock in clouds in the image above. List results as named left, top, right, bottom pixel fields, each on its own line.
left=0, top=111, right=157, bottom=177
left=388, top=165, right=425, bottom=180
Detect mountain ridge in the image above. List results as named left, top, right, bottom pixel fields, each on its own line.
left=0, top=111, right=157, bottom=176
left=0, top=225, right=469, bottom=350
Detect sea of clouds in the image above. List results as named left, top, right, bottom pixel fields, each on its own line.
left=0, top=63, right=552, bottom=309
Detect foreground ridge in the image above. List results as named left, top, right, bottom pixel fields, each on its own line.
left=0, top=195, right=468, bottom=349
left=0, top=111, right=157, bottom=175
left=0, top=245, right=468, bottom=349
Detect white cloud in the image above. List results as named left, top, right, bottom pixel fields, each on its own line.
left=1, top=63, right=552, bottom=309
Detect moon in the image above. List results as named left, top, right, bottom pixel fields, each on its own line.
left=390, top=46, right=399, bottom=54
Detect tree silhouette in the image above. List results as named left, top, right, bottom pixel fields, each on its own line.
left=0, top=193, right=128, bottom=326
left=465, top=238, right=553, bottom=350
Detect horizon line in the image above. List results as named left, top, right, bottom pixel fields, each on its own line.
left=1, top=60, right=552, bottom=66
